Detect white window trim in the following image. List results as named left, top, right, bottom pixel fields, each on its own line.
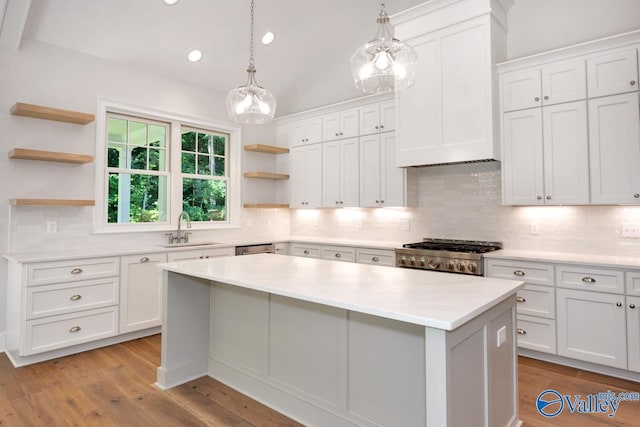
left=94, top=98, right=242, bottom=233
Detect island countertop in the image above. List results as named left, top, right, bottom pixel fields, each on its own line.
left=160, top=253, right=523, bottom=331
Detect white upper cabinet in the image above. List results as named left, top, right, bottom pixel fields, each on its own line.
left=587, top=49, right=639, bottom=98
left=288, top=117, right=322, bottom=146
left=290, top=144, right=322, bottom=208
left=394, top=0, right=510, bottom=167
left=500, top=60, right=586, bottom=112
left=589, top=92, right=640, bottom=204
left=322, top=108, right=359, bottom=141
left=322, top=138, right=359, bottom=207
left=360, top=101, right=395, bottom=136
left=360, top=132, right=406, bottom=207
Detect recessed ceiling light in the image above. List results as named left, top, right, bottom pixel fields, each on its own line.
left=187, top=50, right=203, bottom=62
left=163, top=0, right=179, bottom=5
left=261, top=31, right=275, bottom=45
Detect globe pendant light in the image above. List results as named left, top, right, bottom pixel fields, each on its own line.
left=226, top=0, right=276, bottom=124
left=350, top=2, right=418, bottom=93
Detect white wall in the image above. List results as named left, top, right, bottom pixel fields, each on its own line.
left=506, top=0, right=640, bottom=59
left=0, top=40, right=289, bottom=333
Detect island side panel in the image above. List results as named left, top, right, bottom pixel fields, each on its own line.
left=156, top=271, right=211, bottom=390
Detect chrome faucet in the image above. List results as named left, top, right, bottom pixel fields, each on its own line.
left=165, top=211, right=192, bottom=244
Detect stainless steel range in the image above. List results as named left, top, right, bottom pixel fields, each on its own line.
left=395, top=238, right=503, bottom=275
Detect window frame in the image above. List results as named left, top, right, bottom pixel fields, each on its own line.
left=94, top=99, right=242, bottom=233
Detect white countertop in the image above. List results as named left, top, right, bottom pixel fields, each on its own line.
left=485, top=249, right=640, bottom=269
left=160, top=254, right=523, bottom=331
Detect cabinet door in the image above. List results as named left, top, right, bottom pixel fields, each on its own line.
left=340, top=108, right=360, bottom=139
left=502, top=108, right=544, bottom=205
left=359, top=134, right=382, bottom=207
left=120, top=253, right=167, bottom=334
left=322, top=113, right=340, bottom=142
left=500, top=68, right=541, bottom=112
left=380, top=101, right=395, bottom=132
left=587, top=49, right=639, bottom=98
left=290, top=146, right=308, bottom=208
left=340, top=138, right=360, bottom=207
left=321, top=140, right=340, bottom=207
left=167, top=250, right=201, bottom=262
left=628, top=296, right=640, bottom=373
left=541, top=60, right=586, bottom=106
left=556, top=288, right=627, bottom=369
left=306, top=143, right=323, bottom=208
left=542, top=101, right=590, bottom=204
left=380, top=132, right=406, bottom=207
left=290, top=121, right=308, bottom=146
left=589, top=92, right=640, bottom=204
left=360, top=105, right=380, bottom=136
left=307, top=118, right=323, bottom=144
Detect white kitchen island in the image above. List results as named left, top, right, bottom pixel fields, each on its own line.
left=157, top=254, right=524, bottom=427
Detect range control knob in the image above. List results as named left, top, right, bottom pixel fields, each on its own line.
left=448, top=260, right=455, bottom=270
left=418, top=258, right=426, bottom=266
left=457, top=262, right=467, bottom=272
left=428, top=259, right=440, bottom=269
left=399, top=255, right=407, bottom=264
left=409, top=256, right=417, bottom=265
left=467, top=262, right=478, bottom=273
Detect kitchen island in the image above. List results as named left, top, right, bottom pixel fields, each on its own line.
left=157, top=254, right=524, bottom=427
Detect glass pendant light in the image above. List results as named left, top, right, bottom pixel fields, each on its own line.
left=350, top=2, right=417, bottom=93
left=226, top=0, right=276, bottom=124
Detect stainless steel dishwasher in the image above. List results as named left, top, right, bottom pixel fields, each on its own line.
left=235, top=243, right=276, bottom=256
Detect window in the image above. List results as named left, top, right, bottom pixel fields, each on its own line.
left=95, top=100, right=241, bottom=232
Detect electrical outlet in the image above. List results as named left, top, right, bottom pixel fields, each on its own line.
left=530, top=221, right=539, bottom=235
left=622, top=223, right=640, bottom=238
left=497, top=325, right=507, bottom=348
left=401, top=219, right=410, bottom=230
left=46, top=221, right=57, bottom=233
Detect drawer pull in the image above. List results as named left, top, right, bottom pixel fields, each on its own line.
left=335, top=253, right=342, bottom=258
left=581, top=276, right=596, bottom=283
left=516, top=328, right=527, bottom=335
left=372, top=256, right=380, bottom=262
left=140, top=256, right=150, bottom=263
left=69, top=326, right=81, bottom=333
left=513, top=270, right=525, bottom=277
left=303, top=250, right=310, bottom=255
left=631, top=304, right=637, bottom=309
left=70, top=268, right=83, bottom=275
left=516, top=296, right=526, bottom=303
left=70, top=294, right=82, bottom=301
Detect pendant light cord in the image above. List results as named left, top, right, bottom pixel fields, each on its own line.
left=248, top=0, right=255, bottom=70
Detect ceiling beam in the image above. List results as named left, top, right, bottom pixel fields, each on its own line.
left=0, top=0, right=32, bottom=51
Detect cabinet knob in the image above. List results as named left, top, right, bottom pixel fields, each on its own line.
left=581, top=276, right=596, bottom=283
left=375, top=126, right=379, bottom=129
left=199, top=256, right=204, bottom=259
left=537, top=196, right=542, bottom=200
left=546, top=195, right=551, bottom=200
left=635, top=194, right=640, bottom=198
left=335, top=253, right=342, bottom=258
left=340, top=132, right=343, bottom=136
left=303, top=250, right=310, bottom=255
left=513, top=270, right=526, bottom=277
left=380, top=125, right=384, bottom=129
left=380, top=200, right=384, bottom=204
left=630, top=304, right=637, bottom=309
left=616, top=302, right=623, bottom=307
left=516, top=328, right=527, bottom=335
left=70, top=268, right=83, bottom=275
left=534, top=97, right=540, bottom=102
left=70, top=294, right=82, bottom=301
left=516, top=296, right=526, bottom=303
left=140, top=256, right=150, bottom=263
left=631, top=80, right=637, bottom=86
left=335, top=133, right=339, bottom=136
left=69, top=326, right=82, bottom=333
left=372, top=256, right=380, bottom=262
left=335, top=201, right=339, bottom=204
left=375, top=200, right=380, bottom=203
left=543, top=95, right=549, bottom=100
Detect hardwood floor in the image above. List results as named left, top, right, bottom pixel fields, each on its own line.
left=0, top=336, right=638, bottom=426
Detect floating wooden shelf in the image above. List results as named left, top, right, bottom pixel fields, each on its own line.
left=10, top=199, right=95, bottom=207
left=9, top=148, right=93, bottom=164
left=10, top=102, right=95, bottom=125
left=243, top=172, right=289, bottom=180
left=243, top=203, right=290, bottom=209
left=244, top=144, right=289, bottom=155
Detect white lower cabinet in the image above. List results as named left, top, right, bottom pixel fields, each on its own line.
left=120, top=253, right=167, bottom=334
left=289, top=243, right=396, bottom=267
left=516, top=315, right=556, bottom=354
left=321, top=245, right=356, bottom=263
left=355, top=248, right=396, bottom=267
left=167, top=247, right=235, bottom=262
left=288, top=243, right=322, bottom=258
left=627, top=296, right=640, bottom=372
left=556, top=288, right=627, bottom=369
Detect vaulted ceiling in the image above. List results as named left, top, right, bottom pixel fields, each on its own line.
left=14, top=0, right=427, bottom=116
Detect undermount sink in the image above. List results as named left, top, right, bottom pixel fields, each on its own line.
left=159, top=242, right=220, bottom=248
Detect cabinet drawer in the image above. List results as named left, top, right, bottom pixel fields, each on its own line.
left=355, top=248, right=395, bottom=266
left=516, top=315, right=556, bottom=355
left=516, top=284, right=555, bottom=319
left=26, top=278, right=119, bottom=320
left=23, top=307, right=118, bottom=356
left=626, top=271, right=640, bottom=296
left=321, top=245, right=355, bottom=262
left=485, top=259, right=554, bottom=286
left=289, top=244, right=322, bottom=258
left=27, top=257, right=119, bottom=286
left=556, top=264, right=624, bottom=294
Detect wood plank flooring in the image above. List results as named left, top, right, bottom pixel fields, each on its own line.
left=0, top=335, right=638, bottom=426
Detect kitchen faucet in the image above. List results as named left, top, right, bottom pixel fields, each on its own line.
left=165, top=211, right=192, bottom=244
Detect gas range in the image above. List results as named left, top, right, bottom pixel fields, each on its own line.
left=395, top=238, right=503, bottom=275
